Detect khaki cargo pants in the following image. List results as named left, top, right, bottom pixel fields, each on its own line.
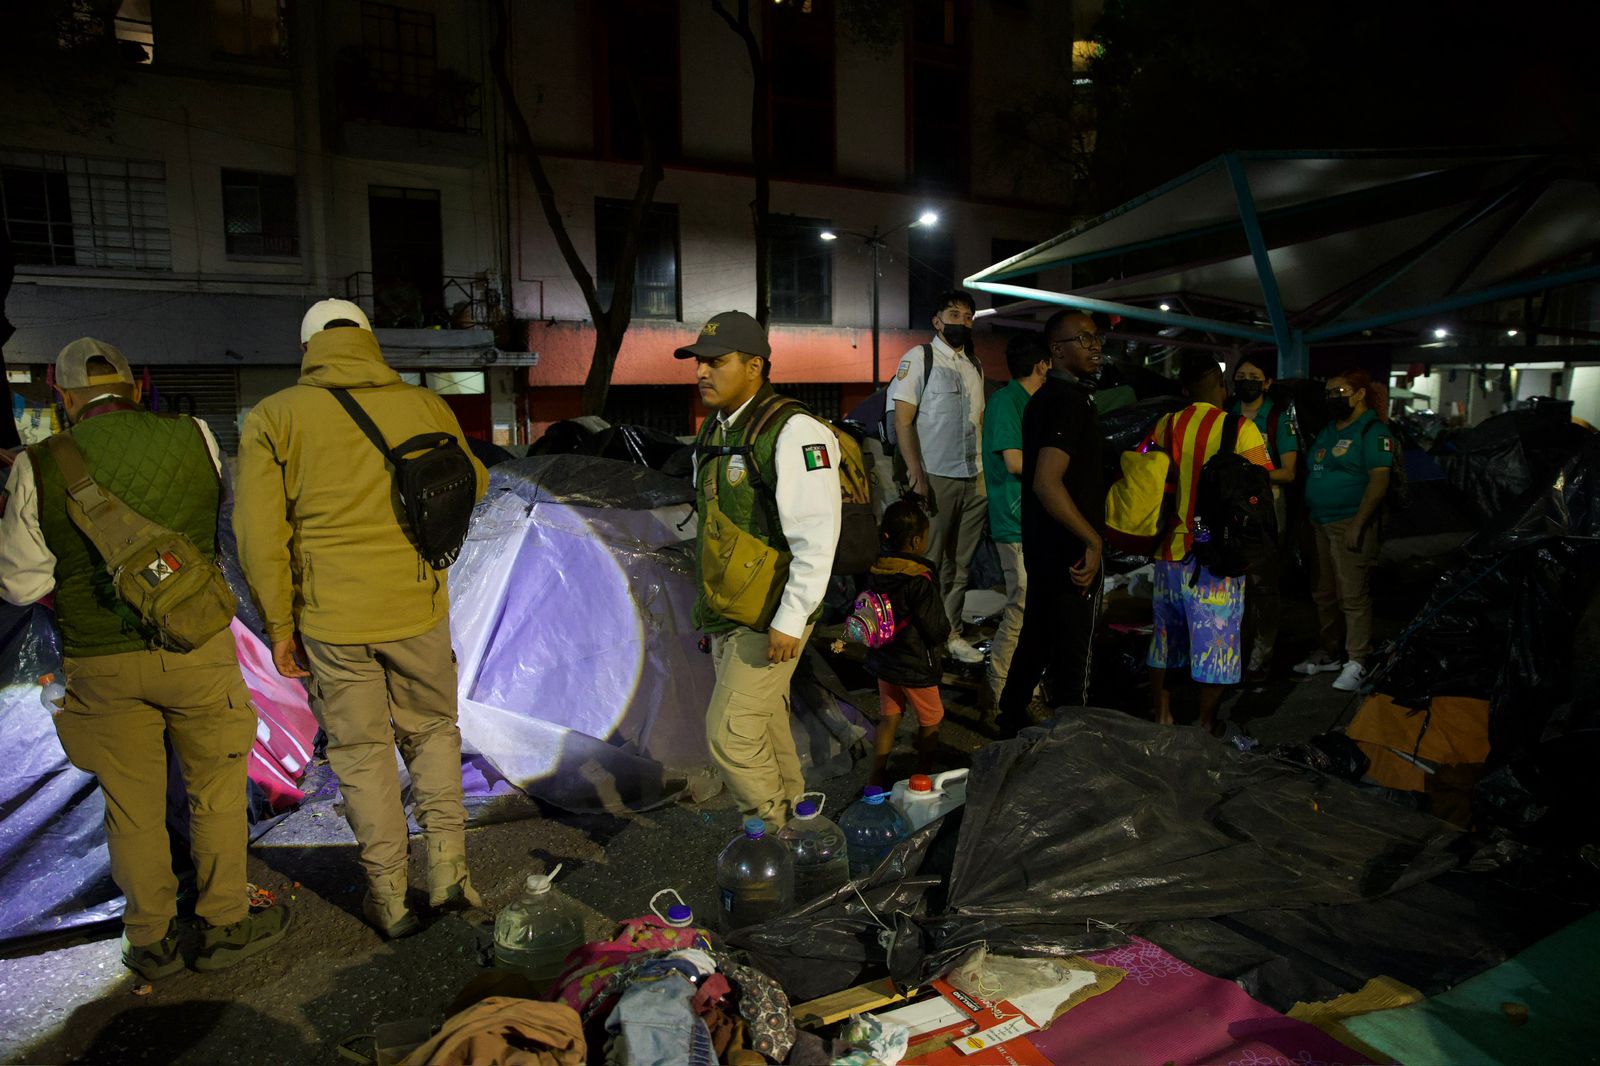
left=302, top=619, right=467, bottom=884
left=55, top=627, right=256, bottom=947
left=706, top=624, right=814, bottom=827
left=1312, top=517, right=1381, bottom=663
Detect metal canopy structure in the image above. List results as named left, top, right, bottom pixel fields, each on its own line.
left=966, top=150, right=1600, bottom=377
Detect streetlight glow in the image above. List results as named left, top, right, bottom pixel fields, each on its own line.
left=1506, top=329, right=1519, bottom=337
left=917, top=210, right=939, bottom=226
left=1158, top=302, right=1172, bottom=312
left=819, top=230, right=838, bottom=241
left=1433, top=328, right=1448, bottom=339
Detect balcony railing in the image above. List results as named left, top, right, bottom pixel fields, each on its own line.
left=344, top=271, right=505, bottom=332
left=335, top=54, right=482, bottom=134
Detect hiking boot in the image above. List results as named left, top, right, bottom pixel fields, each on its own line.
left=946, top=636, right=985, bottom=665
left=363, top=870, right=422, bottom=938
left=426, top=838, right=484, bottom=913
left=121, top=920, right=184, bottom=981
left=1293, top=652, right=1343, bottom=676
left=194, top=904, right=291, bottom=972
left=1331, top=660, right=1367, bottom=693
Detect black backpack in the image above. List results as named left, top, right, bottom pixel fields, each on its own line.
left=1191, top=413, right=1276, bottom=579
left=332, top=388, right=478, bottom=570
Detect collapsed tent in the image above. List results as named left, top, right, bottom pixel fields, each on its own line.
left=730, top=708, right=1460, bottom=1002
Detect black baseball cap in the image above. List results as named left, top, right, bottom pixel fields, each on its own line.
left=674, top=311, right=771, bottom=360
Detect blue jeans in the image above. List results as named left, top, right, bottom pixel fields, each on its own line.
left=606, top=967, right=717, bottom=1066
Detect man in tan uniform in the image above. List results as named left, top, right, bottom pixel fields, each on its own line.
left=234, top=300, right=488, bottom=938
left=0, top=339, right=288, bottom=980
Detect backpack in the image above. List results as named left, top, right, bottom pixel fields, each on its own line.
left=331, top=388, right=478, bottom=570
left=842, top=588, right=898, bottom=648
left=1361, top=418, right=1410, bottom=512
left=1191, top=412, right=1276, bottom=579
left=883, top=343, right=935, bottom=452
left=1104, top=436, right=1176, bottom=556
left=43, top=432, right=236, bottom=653
left=702, top=395, right=879, bottom=577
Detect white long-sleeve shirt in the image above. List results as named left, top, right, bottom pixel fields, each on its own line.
left=701, top=393, right=842, bottom=637
left=0, top=419, right=224, bottom=606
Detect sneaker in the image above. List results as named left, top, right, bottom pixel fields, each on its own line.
left=1293, top=652, right=1343, bottom=676
left=121, top=920, right=184, bottom=981
left=1331, top=660, right=1366, bottom=692
left=194, top=904, right=291, bottom=972
left=946, top=636, right=985, bottom=665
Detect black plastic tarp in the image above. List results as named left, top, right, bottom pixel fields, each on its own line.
left=1435, top=404, right=1590, bottom=523
left=731, top=708, right=1460, bottom=1000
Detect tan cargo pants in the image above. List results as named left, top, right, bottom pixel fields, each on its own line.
left=55, top=627, right=256, bottom=947
left=986, top=540, right=1028, bottom=702
left=302, top=619, right=467, bottom=885
left=1312, top=517, right=1381, bottom=663
left=706, top=623, right=814, bottom=827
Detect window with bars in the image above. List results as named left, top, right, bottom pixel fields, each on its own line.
left=211, top=0, right=288, bottom=62
left=774, top=383, right=843, bottom=422
left=222, top=170, right=298, bottom=258
left=595, top=198, right=680, bottom=320
left=604, top=385, right=694, bottom=436
left=0, top=150, right=170, bottom=270
left=770, top=216, right=832, bottom=325
left=360, top=2, right=436, bottom=99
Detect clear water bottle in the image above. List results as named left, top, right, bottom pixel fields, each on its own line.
left=839, top=785, right=910, bottom=879
left=493, top=864, right=586, bottom=993
left=716, top=818, right=794, bottom=932
left=776, top=793, right=849, bottom=903
left=39, top=674, right=65, bottom=716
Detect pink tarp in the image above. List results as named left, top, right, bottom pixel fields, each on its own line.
left=1026, top=938, right=1373, bottom=1066
left=232, top=620, right=318, bottom=811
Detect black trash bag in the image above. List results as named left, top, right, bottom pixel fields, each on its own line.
left=1268, top=732, right=1371, bottom=780
left=734, top=708, right=1460, bottom=1000
left=1435, top=406, right=1589, bottom=524
left=1098, top=395, right=1187, bottom=485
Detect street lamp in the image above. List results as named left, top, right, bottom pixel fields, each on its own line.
left=821, top=210, right=939, bottom=388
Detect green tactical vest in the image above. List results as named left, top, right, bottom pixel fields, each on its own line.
left=31, top=408, right=222, bottom=657
left=693, top=385, right=808, bottom=633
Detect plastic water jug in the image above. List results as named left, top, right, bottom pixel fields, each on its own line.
left=649, top=888, right=698, bottom=929
left=890, top=769, right=969, bottom=832
left=839, top=785, right=910, bottom=879
left=716, top=818, right=794, bottom=931
left=38, top=675, right=65, bottom=716
left=776, top=792, right=850, bottom=903
left=493, top=864, right=586, bottom=992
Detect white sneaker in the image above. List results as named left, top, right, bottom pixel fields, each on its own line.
left=1331, top=660, right=1366, bottom=692
left=946, top=636, right=985, bottom=664
left=1293, top=653, right=1343, bottom=676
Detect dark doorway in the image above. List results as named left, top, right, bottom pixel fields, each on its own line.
left=441, top=393, right=492, bottom=441
left=368, top=186, right=442, bottom=327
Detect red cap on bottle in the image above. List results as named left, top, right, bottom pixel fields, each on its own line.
left=908, top=774, right=933, bottom=792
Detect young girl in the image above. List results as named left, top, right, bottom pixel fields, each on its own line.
left=863, top=500, right=951, bottom=787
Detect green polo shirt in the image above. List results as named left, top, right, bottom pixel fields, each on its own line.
left=982, top=378, right=1030, bottom=543
left=1230, top=396, right=1300, bottom=466
left=1306, top=411, right=1395, bottom=524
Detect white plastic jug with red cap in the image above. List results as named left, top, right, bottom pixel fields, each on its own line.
left=890, top=768, right=969, bottom=831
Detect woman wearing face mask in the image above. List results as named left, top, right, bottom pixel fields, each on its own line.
left=1229, top=357, right=1300, bottom=680
left=1295, top=369, right=1395, bottom=692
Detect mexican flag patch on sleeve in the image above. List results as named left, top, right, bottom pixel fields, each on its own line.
left=1379, top=435, right=1394, bottom=453
left=802, top=443, right=831, bottom=471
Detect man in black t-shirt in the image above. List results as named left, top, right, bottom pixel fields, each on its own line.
left=994, top=309, right=1105, bottom=736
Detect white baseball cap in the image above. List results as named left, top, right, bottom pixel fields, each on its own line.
left=299, top=299, right=373, bottom=344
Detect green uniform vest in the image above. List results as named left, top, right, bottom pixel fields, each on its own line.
left=31, top=408, right=222, bottom=657
left=693, top=385, right=812, bottom=634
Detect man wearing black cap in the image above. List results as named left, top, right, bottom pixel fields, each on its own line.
left=0, top=338, right=289, bottom=980
left=677, top=311, right=842, bottom=827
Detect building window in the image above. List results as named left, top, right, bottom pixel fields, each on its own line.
left=770, top=216, right=832, bottom=325
left=596, top=1, right=680, bottom=161
left=361, top=2, right=436, bottom=100
left=604, top=385, right=694, bottom=435
left=908, top=0, right=969, bottom=189
left=211, top=0, right=287, bottom=62
left=768, top=0, right=834, bottom=178
left=595, top=198, right=680, bottom=320
left=907, top=221, right=955, bottom=328
left=222, top=170, right=298, bottom=258
left=1, top=150, right=170, bottom=270
left=60, top=0, right=154, bottom=64
left=427, top=371, right=485, bottom=396
left=775, top=383, right=842, bottom=422
left=987, top=237, right=1040, bottom=305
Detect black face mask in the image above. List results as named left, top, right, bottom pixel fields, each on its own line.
left=1325, top=396, right=1354, bottom=422
left=1233, top=380, right=1265, bottom=403
left=941, top=324, right=973, bottom=350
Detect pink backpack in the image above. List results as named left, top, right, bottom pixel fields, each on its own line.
left=844, top=589, right=899, bottom=648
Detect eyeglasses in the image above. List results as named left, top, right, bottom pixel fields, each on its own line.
left=1325, top=387, right=1354, bottom=397
left=1051, top=332, right=1103, bottom=351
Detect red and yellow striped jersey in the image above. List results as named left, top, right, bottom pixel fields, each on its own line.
left=1149, top=402, right=1273, bottom=561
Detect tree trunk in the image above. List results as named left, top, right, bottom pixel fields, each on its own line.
left=490, top=1, right=662, bottom=418
left=713, top=0, right=772, bottom=328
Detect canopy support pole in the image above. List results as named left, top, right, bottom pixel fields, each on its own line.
left=1226, top=153, right=1306, bottom=378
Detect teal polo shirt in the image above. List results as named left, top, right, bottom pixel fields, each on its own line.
left=1306, top=411, right=1395, bottom=524
left=982, top=378, right=1030, bottom=543
left=1230, top=396, right=1300, bottom=465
